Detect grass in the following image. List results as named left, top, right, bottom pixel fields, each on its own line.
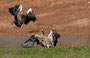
left=0, top=46, right=90, bottom=58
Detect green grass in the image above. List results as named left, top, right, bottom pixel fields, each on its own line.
left=0, top=46, right=90, bottom=58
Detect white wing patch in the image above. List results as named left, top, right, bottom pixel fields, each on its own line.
left=18, top=5, right=22, bottom=12
left=34, top=34, right=40, bottom=38
left=48, top=30, right=53, bottom=42
left=48, top=30, right=53, bottom=38
left=27, top=8, right=32, bottom=14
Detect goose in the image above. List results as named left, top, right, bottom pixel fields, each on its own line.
left=9, top=5, right=36, bottom=27
left=22, top=29, right=52, bottom=48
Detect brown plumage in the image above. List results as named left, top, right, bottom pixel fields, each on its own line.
left=22, top=35, right=40, bottom=48
left=9, top=5, right=37, bottom=27
left=22, top=29, right=52, bottom=48
left=39, top=28, right=52, bottom=48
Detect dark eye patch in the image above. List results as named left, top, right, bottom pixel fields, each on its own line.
left=42, top=40, right=44, bottom=41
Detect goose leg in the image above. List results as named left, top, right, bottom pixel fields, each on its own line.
left=11, top=21, right=15, bottom=24
left=21, top=24, right=24, bottom=28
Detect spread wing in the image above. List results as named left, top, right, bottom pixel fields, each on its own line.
left=22, top=35, right=40, bottom=48
left=24, top=8, right=37, bottom=24
left=48, top=30, right=61, bottom=46
left=9, top=5, right=22, bottom=16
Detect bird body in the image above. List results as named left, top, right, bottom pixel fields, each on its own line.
left=22, top=29, right=52, bottom=48
left=14, top=13, right=27, bottom=27
left=9, top=5, right=36, bottom=27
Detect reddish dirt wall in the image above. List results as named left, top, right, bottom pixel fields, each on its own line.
left=0, top=0, right=90, bottom=48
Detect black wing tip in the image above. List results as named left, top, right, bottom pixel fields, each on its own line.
left=9, top=8, right=15, bottom=16
left=8, top=5, right=21, bottom=16
left=32, top=17, right=37, bottom=22
left=24, top=9, right=37, bottom=24
left=24, top=18, right=36, bottom=24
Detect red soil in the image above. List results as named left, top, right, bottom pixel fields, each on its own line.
left=0, top=0, right=90, bottom=48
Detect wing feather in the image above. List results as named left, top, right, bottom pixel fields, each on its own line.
left=9, top=5, right=22, bottom=16
left=22, top=35, right=40, bottom=48
left=24, top=8, right=36, bottom=24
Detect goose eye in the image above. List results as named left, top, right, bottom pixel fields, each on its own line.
left=42, top=40, right=44, bottom=41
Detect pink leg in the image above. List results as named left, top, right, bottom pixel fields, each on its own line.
left=21, top=24, right=24, bottom=28
left=11, top=21, right=15, bottom=24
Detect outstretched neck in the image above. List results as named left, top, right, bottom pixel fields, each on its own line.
left=41, top=28, right=44, bottom=37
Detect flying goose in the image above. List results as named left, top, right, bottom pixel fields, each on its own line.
left=9, top=5, right=36, bottom=27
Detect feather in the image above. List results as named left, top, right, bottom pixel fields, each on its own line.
left=24, top=8, right=36, bottom=24
left=48, top=30, right=60, bottom=46
left=9, top=5, right=22, bottom=16
left=22, top=35, right=40, bottom=48
left=9, top=5, right=37, bottom=27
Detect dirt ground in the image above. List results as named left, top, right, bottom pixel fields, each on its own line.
left=0, top=0, right=90, bottom=48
